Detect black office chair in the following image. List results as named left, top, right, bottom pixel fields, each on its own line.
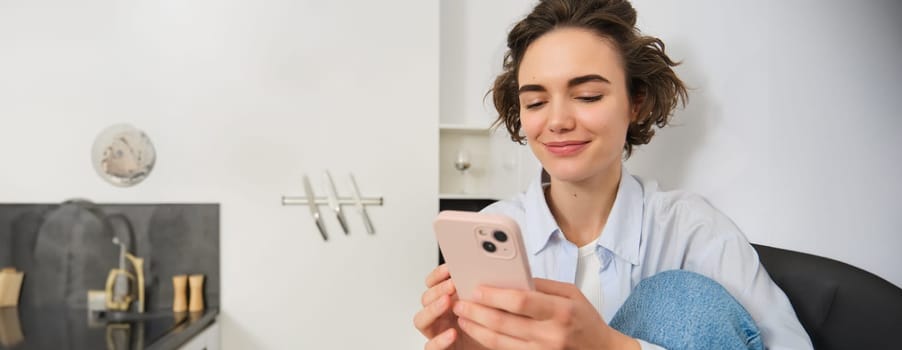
left=752, top=244, right=902, bottom=350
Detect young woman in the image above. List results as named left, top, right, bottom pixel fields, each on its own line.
left=415, top=0, right=812, bottom=349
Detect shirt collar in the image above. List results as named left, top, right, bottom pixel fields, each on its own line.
left=523, top=165, right=643, bottom=265
left=597, top=166, right=643, bottom=266
left=523, top=169, right=559, bottom=255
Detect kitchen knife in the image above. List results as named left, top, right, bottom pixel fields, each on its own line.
left=303, top=175, right=328, bottom=241
left=349, top=173, right=375, bottom=234
left=324, top=171, right=350, bottom=235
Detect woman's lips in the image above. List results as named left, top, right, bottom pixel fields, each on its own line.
left=544, top=141, right=589, bottom=156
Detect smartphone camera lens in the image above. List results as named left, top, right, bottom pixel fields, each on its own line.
left=482, top=241, right=497, bottom=253
left=493, top=231, right=508, bottom=242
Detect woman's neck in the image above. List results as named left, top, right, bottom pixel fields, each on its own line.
left=545, top=162, right=622, bottom=247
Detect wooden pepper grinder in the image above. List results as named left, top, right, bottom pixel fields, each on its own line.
left=188, top=274, right=205, bottom=312
left=172, top=275, right=188, bottom=312
left=0, top=268, right=24, bottom=308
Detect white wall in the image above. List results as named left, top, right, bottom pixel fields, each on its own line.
left=440, top=0, right=533, bottom=127
left=1, top=0, right=439, bottom=348
left=625, top=0, right=902, bottom=288
left=445, top=0, right=902, bottom=288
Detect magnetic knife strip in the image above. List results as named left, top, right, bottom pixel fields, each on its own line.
left=281, top=171, right=381, bottom=241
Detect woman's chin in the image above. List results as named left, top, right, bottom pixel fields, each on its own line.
left=543, top=165, right=593, bottom=184
left=541, top=157, right=620, bottom=185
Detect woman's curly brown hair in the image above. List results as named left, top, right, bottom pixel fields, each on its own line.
left=490, top=0, right=688, bottom=158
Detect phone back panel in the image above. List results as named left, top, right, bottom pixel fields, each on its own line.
left=433, top=210, right=534, bottom=301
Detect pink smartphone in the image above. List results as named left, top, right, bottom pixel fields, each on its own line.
left=433, top=210, right=534, bottom=301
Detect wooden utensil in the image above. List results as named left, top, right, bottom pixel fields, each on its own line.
left=172, top=275, right=188, bottom=312
left=188, top=274, right=205, bottom=312
left=0, top=268, right=24, bottom=308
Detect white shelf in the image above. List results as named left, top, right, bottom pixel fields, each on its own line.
left=438, top=123, right=524, bottom=199
left=439, top=123, right=492, bottom=134
left=438, top=193, right=501, bottom=200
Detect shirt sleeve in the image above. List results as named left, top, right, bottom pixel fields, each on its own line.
left=682, top=198, right=814, bottom=350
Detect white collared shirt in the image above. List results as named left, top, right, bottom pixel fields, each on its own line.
left=482, top=165, right=812, bottom=350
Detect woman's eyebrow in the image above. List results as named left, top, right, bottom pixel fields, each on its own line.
left=518, top=74, right=611, bottom=94
left=568, top=74, right=610, bottom=87
left=518, top=84, right=546, bottom=94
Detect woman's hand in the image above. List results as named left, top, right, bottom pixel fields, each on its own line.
left=452, top=278, right=640, bottom=350
left=413, top=264, right=488, bottom=350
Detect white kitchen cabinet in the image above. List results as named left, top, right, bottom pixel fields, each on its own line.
left=178, top=321, right=220, bottom=350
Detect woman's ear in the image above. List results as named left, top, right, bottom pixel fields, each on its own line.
left=630, top=94, right=645, bottom=122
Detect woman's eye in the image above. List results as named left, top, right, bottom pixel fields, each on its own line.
left=525, top=101, right=546, bottom=110
left=577, top=95, right=603, bottom=102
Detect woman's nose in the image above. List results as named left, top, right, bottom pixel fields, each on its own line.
left=546, top=99, right=575, bottom=134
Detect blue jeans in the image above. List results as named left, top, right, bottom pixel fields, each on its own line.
left=609, top=270, right=765, bottom=350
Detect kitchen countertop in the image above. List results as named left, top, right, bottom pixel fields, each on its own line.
left=0, top=203, right=221, bottom=349
left=147, top=309, right=218, bottom=350
left=0, top=305, right=218, bottom=350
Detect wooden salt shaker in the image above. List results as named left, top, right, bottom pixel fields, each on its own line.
left=172, top=275, right=188, bottom=312
left=188, top=274, right=205, bottom=312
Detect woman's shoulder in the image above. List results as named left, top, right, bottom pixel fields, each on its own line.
left=635, top=175, right=744, bottom=241
left=480, top=192, right=527, bottom=219
left=639, top=177, right=716, bottom=217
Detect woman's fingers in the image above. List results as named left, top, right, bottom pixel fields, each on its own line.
left=414, top=294, right=453, bottom=336
left=458, top=316, right=530, bottom=350
left=417, top=265, right=461, bottom=349
left=471, top=286, right=561, bottom=320
left=424, top=327, right=457, bottom=350
left=452, top=300, right=534, bottom=340
left=421, top=278, right=456, bottom=306
left=425, top=264, right=451, bottom=288
left=533, top=278, right=581, bottom=299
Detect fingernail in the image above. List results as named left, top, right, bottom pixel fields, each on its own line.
left=434, top=296, right=446, bottom=310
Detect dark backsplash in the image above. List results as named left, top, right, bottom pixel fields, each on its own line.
left=0, top=203, right=219, bottom=311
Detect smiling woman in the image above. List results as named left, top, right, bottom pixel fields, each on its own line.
left=415, top=0, right=813, bottom=349
left=514, top=28, right=639, bottom=187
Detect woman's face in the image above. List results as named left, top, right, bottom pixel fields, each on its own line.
left=517, top=28, right=635, bottom=184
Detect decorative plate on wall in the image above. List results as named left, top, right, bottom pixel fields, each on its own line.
left=91, top=124, right=156, bottom=187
